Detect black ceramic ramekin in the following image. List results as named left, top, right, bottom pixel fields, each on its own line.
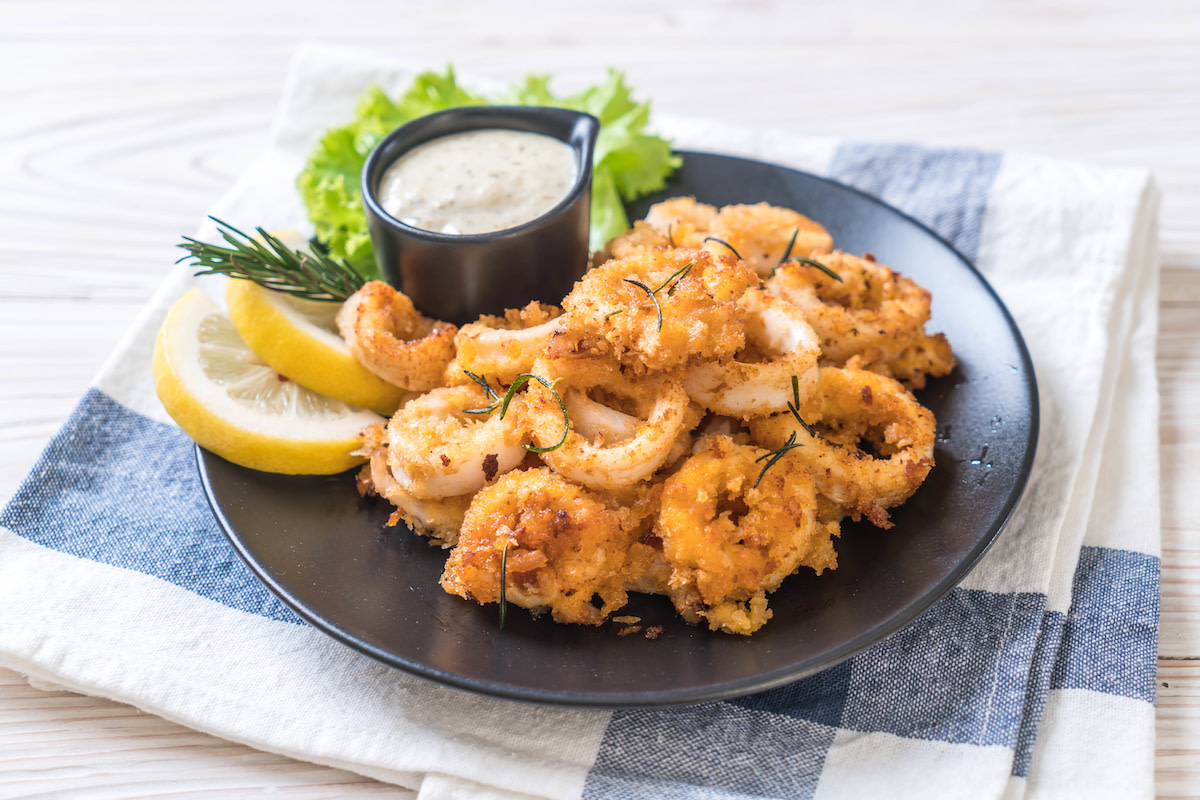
left=361, top=106, right=600, bottom=325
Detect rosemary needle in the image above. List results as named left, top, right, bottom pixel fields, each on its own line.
left=499, top=540, right=509, bottom=629
left=703, top=236, right=743, bottom=261
left=461, top=370, right=570, bottom=453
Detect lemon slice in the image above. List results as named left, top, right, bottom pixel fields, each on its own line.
left=223, top=240, right=408, bottom=416
left=153, top=288, right=384, bottom=475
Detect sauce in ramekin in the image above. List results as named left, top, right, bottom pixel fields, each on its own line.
left=377, top=129, right=577, bottom=235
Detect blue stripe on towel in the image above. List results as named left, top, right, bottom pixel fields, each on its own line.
left=1010, top=609, right=1065, bottom=777
left=0, top=389, right=302, bottom=624
left=828, top=143, right=1003, bottom=261
left=1011, top=547, right=1159, bottom=776
left=586, top=545, right=1162, bottom=795
left=840, top=588, right=1046, bottom=748
left=585, top=703, right=835, bottom=800
left=1051, top=546, right=1160, bottom=702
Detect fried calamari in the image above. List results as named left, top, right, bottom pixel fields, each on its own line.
left=348, top=197, right=954, bottom=634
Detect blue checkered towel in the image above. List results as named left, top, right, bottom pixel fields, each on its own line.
left=0, top=45, right=1161, bottom=800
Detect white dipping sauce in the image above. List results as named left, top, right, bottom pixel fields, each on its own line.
left=377, top=128, right=578, bottom=235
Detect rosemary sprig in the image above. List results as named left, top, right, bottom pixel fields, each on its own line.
left=778, top=255, right=842, bottom=283
left=703, top=236, right=743, bottom=261
left=620, top=260, right=694, bottom=332
left=786, top=374, right=820, bottom=437
left=462, top=370, right=504, bottom=414
left=460, top=370, right=570, bottom=453
left=787, top=401, right=819, bottom=438
left=768, top=226, right=843, bottom=282
left=755, top=375, right=818, bottom=487
left=655, top=261, right=694, bottom=296
left=499, top=540, right=509, bottom=629
left=754, top=431, right=802, bottom=488
left=504, top=373, right=570, bottom=453
left=623, top=278, right=663, bottom=331
left=177, top=217, right=367, bottom=302
left=777, top=227, right=801, bottom=270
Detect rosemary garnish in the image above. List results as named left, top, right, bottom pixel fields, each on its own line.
left=786, top=374, right=819, bottom=437
left=504, top=373, right=570, bottom=453
left=703, top=236, right=743, bottom=261
left=755, top=375, right=819, bottom=487
left=460, top=371, right=569, bottom=453
left=778, top=227, right=801, bottom=270
left=754, top=431, right=802, bottom=488
left=178, top=217, right=367, bottom=301
left=462, top=370, right=504, bottom=414
left=623, top=278, right=662, bottom=331
left=499, top=540, right=509, bottom=629
left=620, top=260, right=694, bottom=332
left=787, top=401, right=819, bottom=438
left=779, top=255, right=842, bottom=283
left=656, top=261, right=694, bottom=296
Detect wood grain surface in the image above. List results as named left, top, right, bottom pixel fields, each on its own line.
left=2, top=0, right=1198, bottom=795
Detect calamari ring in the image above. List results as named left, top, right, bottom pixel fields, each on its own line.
left=565, top=391, right=704, bottom=473
left=765, top=251, right=931, bottom=364
left=385, top=382, right=527, bottom=500
left=683, top=288, right=820, bottom=419
left=656, top=434, right=838, bottom=635
left=748, top=365, right=936, bottom=528
left=354, top=424, right=470, bottom=546
left=336, top=281, right=457, bottom=392
left=591, top=220, right=672, bottom=265
left=446, top=302, right=562, bottom=385
left=553, top=247, right=757, bottom=373
left=521, top=357, right=693, bottom=490
left=440, top=467, right=636, bottom=625
left=872, top=332, right=957, bottom=390
left=643, top=196, right=718, bottom=247
left=703, top=203, right=834, bottom=277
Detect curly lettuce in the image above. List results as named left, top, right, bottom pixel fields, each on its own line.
left=297, top=67, right=680, bottom=280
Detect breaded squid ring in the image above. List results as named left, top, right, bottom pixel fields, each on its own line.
left=702, top=203, right=834, bottom=277
left=385, top=382, right=527, bottom=500
left=521, top=357, right=693, bottom=490
left=683, top=288, right=821, bottom=419
left=566, top=391, right=703, bottom=473
left=446, top=301, right=562, bottom=385
left=440, top=467, right=636, bottom=625
left=657, top=434, right=838, bottom=635
left=749, top=366, right=936, bottom=528
left=591, top=219, right=672, bottom=265
left=765, top=251, right=930, bottom=365
left=872, top=332, right=957, bottom=390
left=354, top=424, right=470, bottom=546
left=643, top=196, right=718, bottom=245
left=337, top=281, right=457, bottom=392
left=553, top=247, right=757, bottom=374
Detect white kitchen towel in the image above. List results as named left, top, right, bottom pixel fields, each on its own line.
left=0, top=44, right=1160, bottom=800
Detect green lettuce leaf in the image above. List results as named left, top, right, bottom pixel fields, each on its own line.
left=296, top=67, right=679, bottom=278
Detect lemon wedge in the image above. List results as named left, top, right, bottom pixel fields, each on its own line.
left=224, top=239, right=408, bottom=416
left=153, top=288, right=384, bottom=475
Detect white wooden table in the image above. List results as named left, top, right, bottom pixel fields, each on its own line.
left=2, top=1, right=1197, bottom=795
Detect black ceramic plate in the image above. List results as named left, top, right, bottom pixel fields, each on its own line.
left=198, top=151, right=1038, bottom=707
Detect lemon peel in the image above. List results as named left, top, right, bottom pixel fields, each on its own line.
left=224, top=259, right=408, bottom=416
left=153, top=288, right=383, bottom=475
